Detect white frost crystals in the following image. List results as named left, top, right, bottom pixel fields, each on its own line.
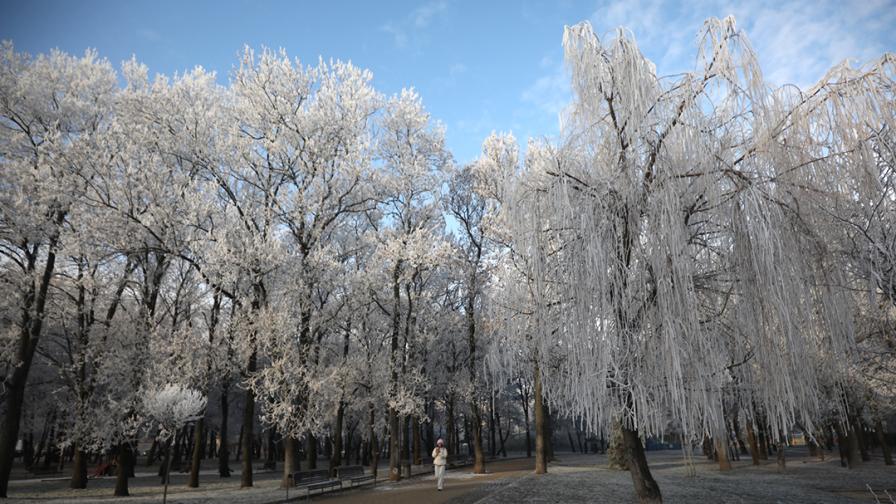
left=493, top=16, right=894, bottom=443
left=143, top=384, right=208, bottom=442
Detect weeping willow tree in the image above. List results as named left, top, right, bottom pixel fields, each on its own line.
left=495, top=16, right=894, bottom=503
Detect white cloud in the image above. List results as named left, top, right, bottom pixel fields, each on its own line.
left=136, top=28, right=161, bottom=42
left=585, top=0, right=895, bottom=88
left=381, top=1, right=449, bottom=49
left=519, top=57, right=571, bottom=132
left=414, top=0, right=448, bottom=28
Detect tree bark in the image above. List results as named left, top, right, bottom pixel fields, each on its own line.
left=0, top=229, right=61, bottom=498
left=171, top=428, right=184, bottom=475
left=520, top=382, right=532, bottom=458
left=776, top=442, right=786, bottom=472
left=263, top=429, right=276, bottom=471
left=466, top=279, right=486, bottom=474
left=715, top=437, right=732, bottom=471
left=240, top=352, right=256, bottom=487
left=875, top=420, right=893, bottom=465
left=146, top=437, right=159, bottom=467
left=388, top=262, right=402, bottom=482
left=306, top=433, right=317, bottom=470
left=489, top=395, right=497, bottom=457
left=607, top=418, right=627, bottom=470
left=218, top=383, right=231, bottom=477
left=622, top=425, right=662, bottom=504
left=471, top=405, right=485, bottom=473
left=368, top=404, right=378, bottom=479
left=187, top=418, right=204, bottom=487
left=330, top=402, right=345, bottom=477
left=114, top=444, right=133, bottom=497
left=746, top=423, right=760, bottom=465
left=834, top=423, right=850, bottom=467
left=758, top=425, right=769, bottom=460
left=446, top=395, right=456, bottom=457
left=846, top=422, right=863, bottom=468
left=412, top=416, right=422, bottom=465
left=281, top=437, right=298, bottom=488
left=856, top=421, right=871, bottom=462
left=534, top=360, right=547, bottom=474
left=70, top=445, right=87, bottom=489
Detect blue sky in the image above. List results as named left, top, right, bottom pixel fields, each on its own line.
left=2, top=0, right=894, bottom=163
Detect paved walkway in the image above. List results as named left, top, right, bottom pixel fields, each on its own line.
left=4, top=456, right=536, bottom=503
left=308, top=457, right=535, bottom=504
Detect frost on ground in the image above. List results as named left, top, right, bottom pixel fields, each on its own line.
left=448, top=449, right=896, bottom=504
left=6, top=449, right=895, bottom=503
left=6, top=469, right=290, bottom=504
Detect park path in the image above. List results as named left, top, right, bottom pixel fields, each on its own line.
left=307, top=457, right=536, bottom=504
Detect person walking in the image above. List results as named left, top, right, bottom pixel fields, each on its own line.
left=432, top=438, right=448, bottom=491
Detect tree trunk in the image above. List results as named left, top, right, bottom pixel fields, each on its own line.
left=402, top=416, right=413, bottom=477
left=496, top=411, right=508, bottom=457
left=263, top=429, right=276, bottom=471
left=746, top=423, right=760, bottom=465
left=833, top=423, right=849, bottom=467
left=732, top=416, right=748, bottom=455
left=489, top=395, right=497, bottom=458
left=219, top=384, right=231, bottom=477
left=160, top=439, right=172, bottom=482
left=412, top=416, right=422, bottom=465
left=426, top=402, right=435, bottom=455
left=240, top=356, right=256, bottom=487
left=446, top=395, right=456, bottom=457
left=776, top=442, right=786, bottom=472
left=146, top=437, right=159, bottom=467
left=188, top=418, right=204, bottom=487
left=715, top=437, right=732, bottom=471
left=306, top=432, right=317, bottom=470
left=534, top=360, right=547, bottom=474
left=70, top=445, right=87, bottom=489
left=281, top=437, right=298, bottom=488
left=388, top=408, right=400, bottom=481
left=607, top=418, right=627, bottom=470
left=466, top=298, right=486, bottom=474
left=0, top=230, right=61, bottom=498
left=875, top=420, right=893, bottom=465
left=622, top=425, right=662, bottom=504
left=330, top=402, right=345, bottom=477
left=22, top=430, right=34, bottom=470
left=114, top=444, right=132, bottom=497
left=758, top=426, right=769, bottom=460
left=171, top=428, right=184, bottom=475
left=471, top=405, right=485, bottom=473
left=846, top=422, right=863, bottom=468
left=521, top=385, right=532, bottom=458
left=368, top=405, right=378, bottom=479
left=856, top=421, right=871, bottom=462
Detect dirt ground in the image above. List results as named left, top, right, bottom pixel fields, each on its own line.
left=5, top=447, right=895, bottom=503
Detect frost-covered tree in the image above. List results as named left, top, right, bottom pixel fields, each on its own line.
left=144, top=384, right=206, bottom=504
left=492, top=17, right=892, bottom=503
left=229, top=48, right=379, bottom=487
left=0, top=43, right=117, bottom=497
left=370, top=88, right=451, bottom=480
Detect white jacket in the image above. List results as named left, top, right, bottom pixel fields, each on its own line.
left=432, top=446, right=448, bottom=466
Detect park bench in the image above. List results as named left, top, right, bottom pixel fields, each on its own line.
left=89, top=462, right=115, bottom=479
left=336, top=465, right=375, bottom=487
left=292, top=468, right=341, bottom=496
